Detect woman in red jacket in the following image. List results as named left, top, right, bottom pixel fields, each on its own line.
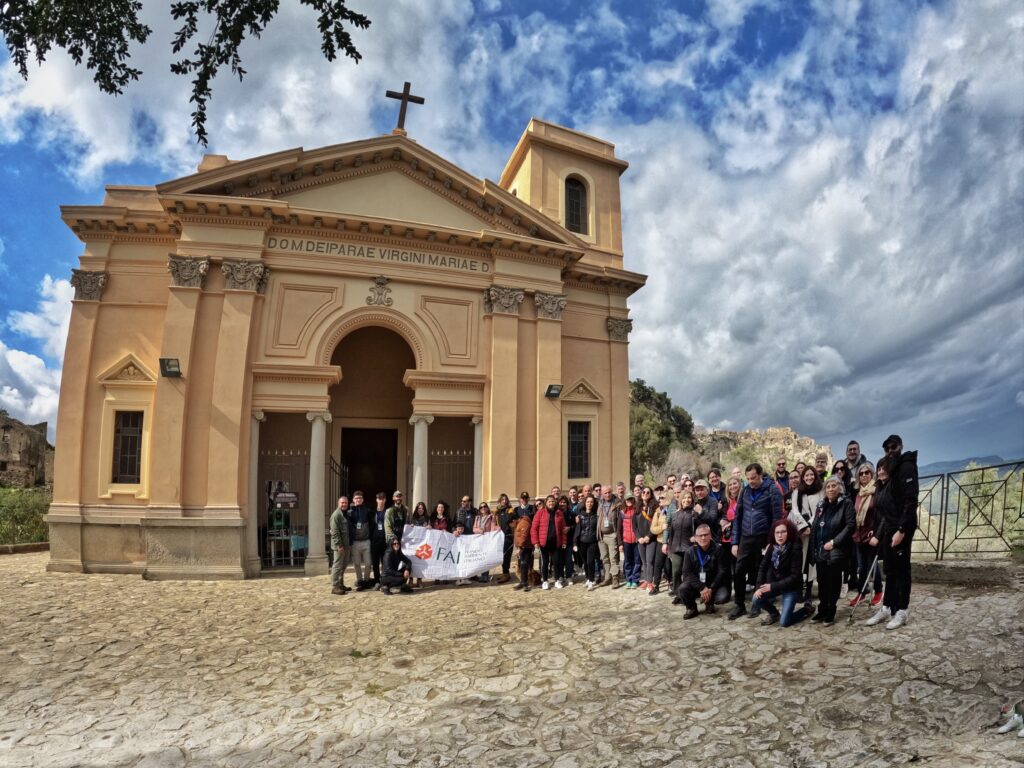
left=531, top=495, right=567, bottom=590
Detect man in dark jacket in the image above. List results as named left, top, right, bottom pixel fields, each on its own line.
left=866, top=435, right=919, bottom=630
left=728, top=463, right=784, bottom=620
left=347, top=492, right=376, bottom=590
left=677, top=524, right=728, bottom=618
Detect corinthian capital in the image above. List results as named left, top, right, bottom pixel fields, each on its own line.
left=70, top=269, right=108, bottom=301
left=534, top=292, right=568, bottom=321
left=222, top=259, right=269, bottom=293
left=483, top=285, right=525, bottom=316
left=606, top=317, right=632, bottom=342
left=168, top=255, right=209, bottom=288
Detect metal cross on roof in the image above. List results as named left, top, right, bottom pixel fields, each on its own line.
left=385, top=81, right=425, bottom=133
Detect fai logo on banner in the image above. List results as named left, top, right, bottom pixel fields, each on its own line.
left=415, top=543, right=433, bottom=560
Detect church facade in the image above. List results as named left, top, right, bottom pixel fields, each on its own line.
left=46, top=118, right=645, bottom=579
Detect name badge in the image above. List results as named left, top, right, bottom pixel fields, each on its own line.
left=356, top=523, right=364, bottom=530
left=699, top=570, right=706, bottom=583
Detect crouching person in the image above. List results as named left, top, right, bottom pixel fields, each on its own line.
left=751, top=519, right=812, bottom=627
left=678, top=524, right=727, bottom=619
left=380, top=537, right=413, bottom=595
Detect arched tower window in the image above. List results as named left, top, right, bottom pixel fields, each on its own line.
left=565, top=177, right=587, bottom=235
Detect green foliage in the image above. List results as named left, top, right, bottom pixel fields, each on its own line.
left=1, top=1, right=370, bottom=145
left=629, top=379, right=695, bottom=478
left=0, top=487, right=51, bottom=545
left=629, top=404, right=671, bottom=479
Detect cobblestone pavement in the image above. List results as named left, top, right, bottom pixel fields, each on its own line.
left=1, top=553, right=1023, bottom=768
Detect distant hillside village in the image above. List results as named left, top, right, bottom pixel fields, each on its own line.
left=0, top=413, right=53, bottom=488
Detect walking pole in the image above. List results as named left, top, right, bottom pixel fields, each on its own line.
left=848, top=551, right=880, bottom=625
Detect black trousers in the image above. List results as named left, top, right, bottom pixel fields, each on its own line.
left=502, top=533, right=514, bottom=575
left=733, top=534, right=768, bottom=606
left=678, top=582, right=707, bottom=610
left=540, top=546, right=562, bottom=581
left=370, top=536, right=386, bottom=583
left=518, top=547, right=534, bottom=585
left=817, top=560, right=844, bottom=621
left=715, top=542, right=733, bottom=603
left=579, top=541, right=599, bottom=581
left=882, top=533, right=914, bottom=612
left=381, top=573, right=407, bottom=588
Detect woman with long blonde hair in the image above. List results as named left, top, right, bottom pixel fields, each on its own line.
left=851, top=463, right=882, bottom=607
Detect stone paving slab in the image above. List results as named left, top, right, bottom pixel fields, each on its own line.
left=1, top=553, right=1023, bottom=767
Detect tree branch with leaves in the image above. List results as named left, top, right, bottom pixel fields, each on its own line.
left=1, top=0, right=371, bottom=145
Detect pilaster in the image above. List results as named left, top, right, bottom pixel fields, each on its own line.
left=149, top=261, right=207, bottom=511
left=484, top=285, right=523, bottom=499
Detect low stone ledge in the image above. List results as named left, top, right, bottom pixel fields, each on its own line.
left=913, top=558, right=1019, bottom=586
left=0, top=542, right=50, bottom=555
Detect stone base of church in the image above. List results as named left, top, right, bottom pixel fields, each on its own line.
left=45, top=510, right=247, bottom=580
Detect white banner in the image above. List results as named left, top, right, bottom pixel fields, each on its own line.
left=400, top=525, right=504, bottom=579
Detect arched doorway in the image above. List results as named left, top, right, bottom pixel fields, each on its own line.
left=329, top=327, right=415, bottom=500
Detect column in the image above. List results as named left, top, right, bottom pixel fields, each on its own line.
left=246, top=410, right=265, bottom=578
left=149, top=275, right=204, bottom=513
left=607, top=317, right=633, bottom=484
left=305, top=411, right=332, bottom=576
left=471, top=416, right=483, bottom=503
left=535, top=292, right=567, bottom=491
left=205, top=260, right=267, bottom=514
left=484, top=285, right=523, bottom=498
left=410, top=414, right=434, bottom=508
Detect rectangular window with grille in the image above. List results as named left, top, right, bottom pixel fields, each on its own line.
left=567, top=421, right=590, bottom=479
left=112, top=410, right=143, bottom=484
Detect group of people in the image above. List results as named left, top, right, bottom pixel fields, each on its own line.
left=327, top=435, right=920, bottom=631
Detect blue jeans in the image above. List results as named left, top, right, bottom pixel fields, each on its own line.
left=751, top=589, right=809, bottom=627
left=622, top=543, right=641, bottom=584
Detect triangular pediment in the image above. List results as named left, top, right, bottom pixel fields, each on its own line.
left=282, top=169, right=488, bottom=231
left=97, top=354, right=156, bottom=385
left=155, top=135, right=587, bottom=249
left=560, top=377, right=603, bottom=403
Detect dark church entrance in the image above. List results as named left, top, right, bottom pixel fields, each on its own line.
left=341, top=427, right=398, bottom=500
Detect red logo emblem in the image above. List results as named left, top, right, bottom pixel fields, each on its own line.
left=415, top=543, right=433, bottom=560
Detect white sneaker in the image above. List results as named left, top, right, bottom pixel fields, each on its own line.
left=587, top=582, right=595, bottom=591
left=997, top=713, right=1023, bottom=734
left=865, top=606, right=891, bottom=626
left=554, top=579, right=564, bottom=589
left=885, top=609, right=908, bottom=630
left=541, top=580, right=550, bottom=590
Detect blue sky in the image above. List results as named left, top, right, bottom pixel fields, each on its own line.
left=1, top=0, right=1022, bottom=466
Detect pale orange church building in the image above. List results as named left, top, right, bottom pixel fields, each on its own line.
left=46, top=117, right=645, bottom=579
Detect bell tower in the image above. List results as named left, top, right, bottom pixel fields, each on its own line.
left=498, top=118, right=629, bottom=267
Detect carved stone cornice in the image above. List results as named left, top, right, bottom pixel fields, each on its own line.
left=367, top=276, right=393, bottom=306
left=70, top=269, right=108, bottom=301
left=483, top=285, right=525, bottom=316
left=167, top=255, right=209, bottom=288
left=534, top=292, right=568, bottom=321
left=606, top=317, right=632, bottom=342
left=221, top=259, right=269, bottom=293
